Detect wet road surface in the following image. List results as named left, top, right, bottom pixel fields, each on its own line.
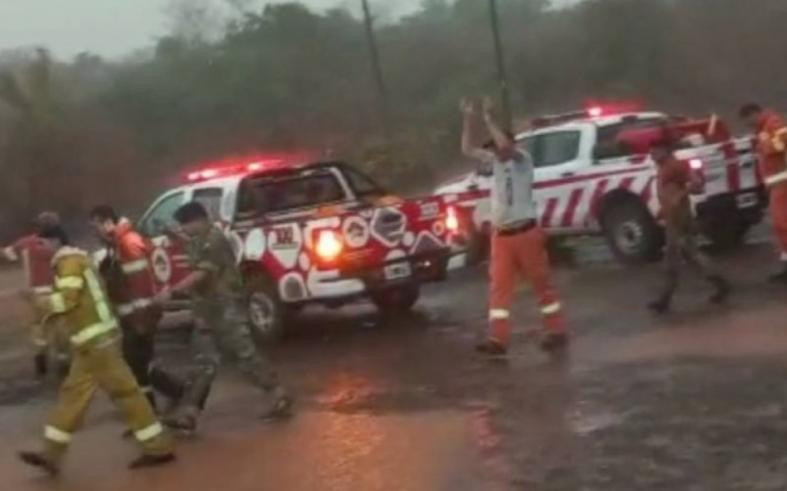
left=3, top=230, right=787, bottom=490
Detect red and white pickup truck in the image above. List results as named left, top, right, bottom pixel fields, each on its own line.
left=131, top=158, right=462, bottom=340
left=436, top=108, right=765, bottom=264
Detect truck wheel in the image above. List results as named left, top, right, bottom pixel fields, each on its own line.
left=246, top=276, right=285, bottom=344
left=602, top=202, right=663, bottom=264
left=371, top=285, right=420, bottom=315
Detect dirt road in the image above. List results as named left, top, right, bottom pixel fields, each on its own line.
left=2, top=231, right=787, bottom=490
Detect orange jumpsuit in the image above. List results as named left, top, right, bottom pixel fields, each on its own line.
left=754, top=111, right=787, bottom=257
left=471, top=148, right=565, bottom=347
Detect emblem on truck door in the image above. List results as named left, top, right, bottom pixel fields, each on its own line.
left=342, top=216, right=370, bottom=249
left=268, top=224, right=302, bottom=269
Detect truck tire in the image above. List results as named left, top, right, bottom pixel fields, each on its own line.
left=601, top=201, right=663, bottom=265
left=371, top=284, right=420, bottom=315
left=246, top=275, right=285, bottom=344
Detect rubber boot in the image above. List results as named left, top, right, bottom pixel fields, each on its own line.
left=162, top=405, right=199, bottom=433
left=769, top=264, right=787, bottom=283
left=260, top=386, right=293, bottom=421
left=647, top=295, right=671, bottom=314
left=18, top=451, right=59, bottom=476
left=708, top=275, right=731, bottom=304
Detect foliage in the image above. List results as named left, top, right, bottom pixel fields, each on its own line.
left=1, top=0, right=787, bottom=237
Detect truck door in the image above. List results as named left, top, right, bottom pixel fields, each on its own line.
left=525, top=130, right=586, bottom=230
left=137, top=190, right=190, bottom=288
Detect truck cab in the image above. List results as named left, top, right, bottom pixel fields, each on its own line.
left=437, top=109, right=764, bottom=263
left=137, top=159, right=460, bottom=341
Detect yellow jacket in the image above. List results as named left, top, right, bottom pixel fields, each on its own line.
left=38, top=246, right=119, bottom=348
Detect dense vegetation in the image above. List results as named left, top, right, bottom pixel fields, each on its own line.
left=0, top=0, right=785, bottom=237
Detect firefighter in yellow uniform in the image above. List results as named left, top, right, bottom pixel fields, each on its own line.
left=18, top=225, right=175, bottom=475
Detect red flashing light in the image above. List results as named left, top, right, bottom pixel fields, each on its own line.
left=445, top=206, right=459, bottom=233
left=689, top=158, right=704, bottom=170
left=587, top=106, right=603, bottom=118
left=315, top=229, right=343, bottom=262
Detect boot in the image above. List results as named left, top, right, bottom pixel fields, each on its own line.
left=162, top=406, right=198, bottom=433
left=34, top=353, right=48, bottom=378
left=18, top=451, right=59, bottom=476
left=475, top=339, right=508, bottom=356
left=260, top=386, right=293, bottom=421
left=708, top=275, right=731, bottom=304
left=768, top=264, right=787, bottom=283
left=539, top=332, right=569, bottom=354
left=647, top=295, right=671, bottom=314
left=129, top=453, right=176, bottom=470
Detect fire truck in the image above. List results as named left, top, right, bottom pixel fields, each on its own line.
left=435, top=107, right=765, bottom=264
left=132, top=157, right=462, bottom=341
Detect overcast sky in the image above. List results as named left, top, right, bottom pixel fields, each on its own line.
left=0, top=0, right=575, bottom=59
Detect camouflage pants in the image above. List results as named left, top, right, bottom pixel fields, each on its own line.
left=656, top=221, right=717, bottom=301
left=182, top=297, right=279, bottom=411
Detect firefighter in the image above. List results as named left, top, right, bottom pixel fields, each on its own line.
left=460, top=97, right=568, bottom=356
left=18, top=225, right=175, bottom=474
left=153, top=202, right=292, bottom=432
left=2, top=211, right=68, bottom=377
left=647, top=134, right=730, bottom=313
left=739, top=103, right=787, bottom=281
left=89, top=206, right=184, bottom=411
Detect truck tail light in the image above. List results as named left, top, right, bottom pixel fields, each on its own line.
left=445, top=206, right=460, bottom=233
left=315, top=230, right=343, bottom=262
left=689, top=158, right=704, bottom=170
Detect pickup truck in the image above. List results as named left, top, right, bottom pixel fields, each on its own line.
left=435, top=109, right=765, bottom=264
left=134, top=158, right=460, bottom=341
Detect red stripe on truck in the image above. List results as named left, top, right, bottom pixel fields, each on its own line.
left=561, top=188, right=584, bottom=227
left=721, top=142, right=741, bottom=192
left=541, top=198, right=559, bottom=228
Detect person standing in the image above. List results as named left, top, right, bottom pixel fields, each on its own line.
left=153, top=202, right=292, bottom=432
left=89, top=205, right=184, bottom=411
left=2, top=211, right=68, bottom=377
left=647, top=134, right=730, bottom=313
left=18, top=225, right=174, bottom=475
left=460, top=97, right=568, bottom=356
left=739, top=103, right=787, bottom=281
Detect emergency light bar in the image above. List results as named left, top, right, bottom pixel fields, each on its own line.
left=185, top=159, right=285, bottom=182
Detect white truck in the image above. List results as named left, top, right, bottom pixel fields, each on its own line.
left=436, top=109, right=765, bottom=264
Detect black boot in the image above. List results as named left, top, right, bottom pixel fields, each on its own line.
left=647, top=296, right=671, bottom=314
left=18, top=451, right=59, bottom=476
left=34, top=353, right=48, bottom=378
left=768, top=265, right=787, bottom=283
left=129, top=453, right=176, bottom=470
left=708, top=275, right=731, bottom=304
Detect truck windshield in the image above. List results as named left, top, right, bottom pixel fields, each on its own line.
left=238, top=169, right=346, bottom=215
left=594, top=117, right=668, bottom=159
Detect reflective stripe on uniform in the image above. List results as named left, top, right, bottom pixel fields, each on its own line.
left=50, top=293, right=66, bottom=313
left=121, top=259, right=148, bottom=274
left=541, top=302, right=562, bottom=315
left=33, top=286, right=53, bottom=295
left=489, top=309, right=510, bottom=320
left=2, top=246, right=18, bottom=261
left=70, top=320, right=118, bottom=346
left=773, top=128, right=787, bottom=152
left=765, top=170, right=787, bottom=187
left=116, top=297, right=154, bottom=316
left=135, top=422, right=163, bottom=442
left=44, top=425, right=72, bottom=444
left=55, top=275, right=84, bottom=290
left=83, top=268, right=114, bottom=324
left=140, top=385, right=154, bottom=394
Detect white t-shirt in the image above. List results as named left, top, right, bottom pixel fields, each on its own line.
left=472, top=148, right=537, bottom=229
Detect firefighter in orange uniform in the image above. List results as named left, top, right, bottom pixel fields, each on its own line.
left=2, top=211, right=68, bottom=376
left=740, top=103, right=787, bottom=281
left=460, top=97, right=568, bottom=356
left=89, top=206, right=184, bottom=411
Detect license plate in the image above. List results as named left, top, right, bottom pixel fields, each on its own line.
left=384, top=261, right=411, bottom=281
left=736, top=192, right=758, bottom=209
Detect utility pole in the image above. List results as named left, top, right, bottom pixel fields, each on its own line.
left=488, top=0, right=513, bottom=131
left=361, top=0, right=391, bottom=138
